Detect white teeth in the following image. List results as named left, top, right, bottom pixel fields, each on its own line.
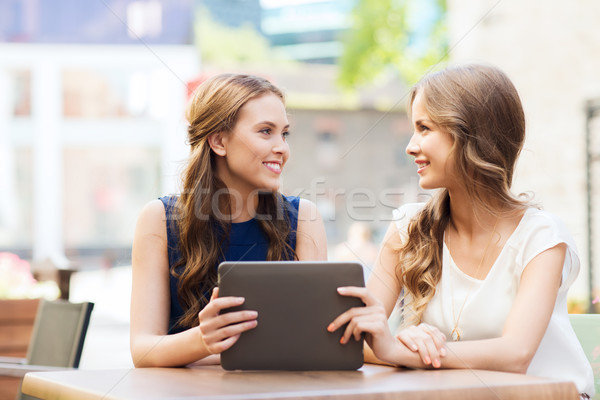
left=264, top=162, right=281, bottom=171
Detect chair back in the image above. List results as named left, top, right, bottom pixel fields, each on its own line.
left=569, top=313, right=600, bottom=399
left=26, top=300, right=94, bottom=368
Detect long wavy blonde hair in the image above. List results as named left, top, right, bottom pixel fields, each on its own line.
left=397, top=64, right=529, bottom=326
left=173, top=74, right=296, bottom=329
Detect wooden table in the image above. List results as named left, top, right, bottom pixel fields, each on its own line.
left=22, top=364, right=580, bottom=400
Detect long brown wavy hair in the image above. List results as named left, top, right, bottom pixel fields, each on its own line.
left=397, top=64, right=529, bottom=326
left=172, top=74, right=297, bottom=329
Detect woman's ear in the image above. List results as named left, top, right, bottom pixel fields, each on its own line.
left=207, top=132, right=227, bottom=156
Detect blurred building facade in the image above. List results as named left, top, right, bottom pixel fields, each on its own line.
left=0, top=0, right=192, bottom=44
left=199, top=0, right=262, bottom=32
left=260, top=0, right=355, bottom=64
left=0, top=0, right=197, bottom=267
left=446, top=0, right=600, bottom=299
left=0, top=0, right=416, bottom=270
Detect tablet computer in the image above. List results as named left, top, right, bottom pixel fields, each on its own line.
left=218, top=261, right=365, bottom=371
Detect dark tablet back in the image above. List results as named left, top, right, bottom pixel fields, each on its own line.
left=218, top=261, right=365, bottom=371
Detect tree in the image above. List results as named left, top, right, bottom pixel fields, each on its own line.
left=338, top=0, right=448, bottom=89
left=194, top=7, right=272, bottom=65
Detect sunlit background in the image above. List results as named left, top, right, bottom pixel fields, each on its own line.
left=1, top=0, right=599, bottom=368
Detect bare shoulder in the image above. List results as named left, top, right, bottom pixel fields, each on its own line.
left=372, top=220, right=402, bottom=272
left=296, top=198, right=327, bottom=260
left=381, top=219, right=403, bottom=249
left=132, top=200, right=170, bottom=273
left=134, top=199, right=168, bottom=240
left=141, top=199, right=167, bottom=217
left=297, top=198, right=320, bottom=222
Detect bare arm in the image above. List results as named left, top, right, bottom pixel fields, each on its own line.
left=367, top=221, right=404, bottom=315
left=362, top=221, right=406, bottom=364
left=333, top=221, right=446, bottom=368
left=130, top=200, right=258, bottom=367
left=377, top=243, right=566, bottom=371
left=130, top=200, right=209, bottom=367
left=295, top=199, right=327, bottom=261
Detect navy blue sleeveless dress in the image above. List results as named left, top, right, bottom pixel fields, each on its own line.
left=160, top=195, right=300, bottom=334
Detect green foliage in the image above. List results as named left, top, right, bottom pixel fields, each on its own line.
left=338, top=0, right=448, bottom=89
left=194, top=8, right=272, bottom=65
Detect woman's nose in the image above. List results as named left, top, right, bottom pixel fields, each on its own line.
left=405, top=134, right=420, bottom=156
left=272, top=135, right=288, bottom=154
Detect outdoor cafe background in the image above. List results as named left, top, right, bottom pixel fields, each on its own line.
left=1, top=0, right=600, bottom=369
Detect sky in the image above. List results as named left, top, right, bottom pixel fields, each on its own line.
left=260, top=0, right=327, bottom=9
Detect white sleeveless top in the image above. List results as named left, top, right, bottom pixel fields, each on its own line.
left=391, top=203, right=594, bottom=395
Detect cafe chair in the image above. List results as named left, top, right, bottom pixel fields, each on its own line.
left=570, top=313, right=600, bottom=399
left=0, top=299, right=94, bottom=400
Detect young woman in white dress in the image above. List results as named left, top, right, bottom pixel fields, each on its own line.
left=328, top=64, right=594, bottom=397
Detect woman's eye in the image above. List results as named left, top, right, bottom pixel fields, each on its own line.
left=282, top=131, right=290, bottom=139
left=260, top=128, right=271, bottom=135
left=420, top=124, right=429, bottom=132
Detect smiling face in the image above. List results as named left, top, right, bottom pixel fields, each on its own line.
left=405, top=91, right=456, bottom=190
left=213, top=93, right=290, bottom=196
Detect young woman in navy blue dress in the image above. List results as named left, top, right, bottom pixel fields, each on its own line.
left=130, top=74, right=327, bottom=367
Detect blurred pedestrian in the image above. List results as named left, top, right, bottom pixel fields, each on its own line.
left=332, top=222, right=379, bottom=278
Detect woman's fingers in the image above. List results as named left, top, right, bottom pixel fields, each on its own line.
left=202, top=318, right=258, bottom=344
left=350, top=314, right=387, bottom=342
left=203, top=333, right=241, bottom=355
left=338, top=313, right=398, bottom=364
left=211, top=309, right=258, bottom=330
left=396, top=324, right=446, bottom=368
left=397, top=328, right=432, bottom=365
left=413, top=323, right=446, bottom=359
left=414, top=334, right=436, bottom=367
left=329, top=305, right=380, bottom=342
left=336, top=286, right=377, bottom=306
left=424, top=324, right=447, bottom=356
left=210, top=296, right=246, bottom=312
left=396, top=324, right=445, bottom=345
left=200, top=295, right=247, bottom=320
left=198, top=309, right=258, bottom=354
left=337, top=308, right=387, bottom=344
left=324, top=286, right=400, bottom=364
left=328, top=286, right=380, bottom=333
left=396, top=329, right=419, bottom=352
left=200, top=305, right=258, bottom=335
left=329, top=286, right=390, bottom=349
left=198, top=293, right=259, bottom=355
left=418, top=323, right=446, bottom=345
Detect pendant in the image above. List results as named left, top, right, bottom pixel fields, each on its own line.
left=451, top=327, right=461, bottom=341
